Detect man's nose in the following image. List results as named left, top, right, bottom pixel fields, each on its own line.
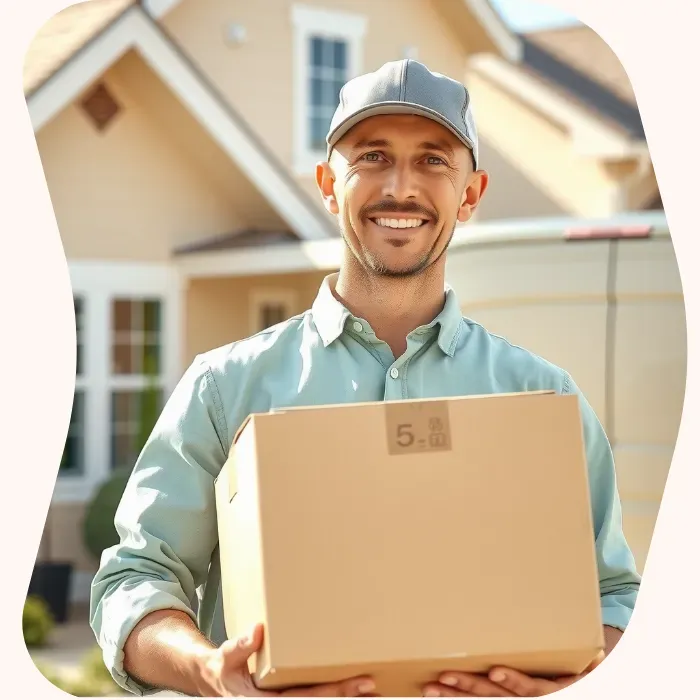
left=381, top=163, right=420, bottom=201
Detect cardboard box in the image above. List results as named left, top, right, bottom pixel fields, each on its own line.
left=214, top=391, right=604, bottom=697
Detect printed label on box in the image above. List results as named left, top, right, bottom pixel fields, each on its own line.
left=385, top=401, right=452, bottom=455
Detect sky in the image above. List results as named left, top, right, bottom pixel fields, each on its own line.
left=489, top=0, right=580, bottom=32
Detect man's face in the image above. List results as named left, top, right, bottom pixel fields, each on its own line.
left=317, top=114, right=488, bottom=278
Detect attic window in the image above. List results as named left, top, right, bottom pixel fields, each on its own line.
left=80, top=82, right=121, bottom=131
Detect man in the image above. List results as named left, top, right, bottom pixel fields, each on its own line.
left=91, top=60, right=640, bottom=697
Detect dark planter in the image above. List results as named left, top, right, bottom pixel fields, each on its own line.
left=28, top=561, right=73, bottom=624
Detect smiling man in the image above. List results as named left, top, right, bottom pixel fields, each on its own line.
left=90, top=60, right=640, bottom=698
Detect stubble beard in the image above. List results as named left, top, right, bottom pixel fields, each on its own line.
left=339, top=218, right=455, bottom=279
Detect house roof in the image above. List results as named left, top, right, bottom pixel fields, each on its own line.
left=24, top=1, right=335, bottom=241
left=173, top=230, right=299, bottom=255
left=23, top=0, right=137, bottom=97
left=520, top=25, right=645, bottom=140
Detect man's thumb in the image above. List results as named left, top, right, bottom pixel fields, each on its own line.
left=221, top=623, right=265, bottom=668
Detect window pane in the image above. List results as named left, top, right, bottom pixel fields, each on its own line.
left=113, top=343, right=132, bottom=374
left=113, top=299, right=131, bottom=332
left=110, top=389, right=163, bottom=471
left=143, top=343, right=161, bottom=375
left=60, top=391, right=84, bottom=475
left=334, top=79, right=345, bottom=104
left=310, top=77, right=323, bottom=108
left=333, top=41, right=346, bottom=70
left=322, top=79, right=336, bottom=107
left=311, top=37, right=324, bottom=66
left=310, top=116, right=328, bottom=150
left=111, top=298, right=163, bottom=377
left=144, top=300, right=161, bottom=333
left=261, top=304, right=288, bottom=330
left=74, top=296, right=84, bottom=376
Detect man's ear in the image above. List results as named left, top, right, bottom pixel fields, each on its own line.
left=457, top=170, right=489, bottom=223
left=316, top=160, right=339, bottom=216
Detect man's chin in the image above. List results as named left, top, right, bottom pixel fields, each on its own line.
left=367, top=256, right=432, bottom=278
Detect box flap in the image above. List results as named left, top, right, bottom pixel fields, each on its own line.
left=233, top=413, right=255, bottom=446
left=269, top=390, right=558, bottom=416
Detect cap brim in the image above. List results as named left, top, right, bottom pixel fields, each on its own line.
left=326, top=101, right=476, bottom=164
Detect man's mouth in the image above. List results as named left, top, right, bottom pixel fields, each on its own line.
left=368, top=217, right=430, bottom=230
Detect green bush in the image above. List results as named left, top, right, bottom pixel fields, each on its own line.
left=82, top=468, right=132, bottom=562
left=80, top=645, right=116, bottom=686
left=23, top=595, right=54, bottom=648
left=35, top=647, right=123, bottom=697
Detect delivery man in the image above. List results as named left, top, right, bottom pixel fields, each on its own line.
left=90, top=60, right=641, bottom=697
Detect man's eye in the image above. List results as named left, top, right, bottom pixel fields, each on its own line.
left=426, top=156, right=446, bottom=165
left=362, top=152, right=382, bottom=162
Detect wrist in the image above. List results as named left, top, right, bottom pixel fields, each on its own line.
left=187, top=643, right=220, bottom=697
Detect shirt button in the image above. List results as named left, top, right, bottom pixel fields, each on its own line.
left=390, top=368, right=399, bottom=379
left=352, top=321, right=363, bottom=333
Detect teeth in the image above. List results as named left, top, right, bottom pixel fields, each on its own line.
left=375, top=218, right=424, bottom=229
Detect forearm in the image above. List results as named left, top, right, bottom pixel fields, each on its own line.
left=603, top=625, right=623, bottom=656
left=123, top=609, right=217, bottom=697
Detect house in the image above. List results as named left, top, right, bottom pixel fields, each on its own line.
left=25, top=0, right=682, bottom=605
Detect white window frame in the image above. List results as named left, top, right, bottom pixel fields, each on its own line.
left=291, top=4, right=368, bottom=175
left=249, top=288, right=299, bottom=335
left=52, top=262, right=183, bottom=504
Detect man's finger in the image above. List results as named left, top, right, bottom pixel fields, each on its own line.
left=282, top=676, right=377, bottom=697
left=220, top=623, right=266, bottom=665
left=425, top=672, right=512, bottom=697
left=422, top=682, right=475, bottom=697
left=219, top=624, right=278, bottom=697
left=488, top=668, right=559, bottom=697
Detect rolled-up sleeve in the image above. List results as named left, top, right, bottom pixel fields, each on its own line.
left=89, top=356, right=228, bottom=695
left=564, top=373, right=641, bottom=632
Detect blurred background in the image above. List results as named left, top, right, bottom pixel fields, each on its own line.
left=23, top=0, right=684, bottom=695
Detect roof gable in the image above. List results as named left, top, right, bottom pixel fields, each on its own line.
left=24, top=2, right=334, bottom=241
left=521, top=26, right=645, bottom=139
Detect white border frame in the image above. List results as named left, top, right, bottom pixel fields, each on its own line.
left=291, top=4, right=368, bottom=175
left=52, top=261, right=183, bottom=504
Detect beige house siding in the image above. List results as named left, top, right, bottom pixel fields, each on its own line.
left=35, top=51, right=283, bottom=262
left=185, top=270, right=330, bottom=363
left=161, top=0, right=469, bottom=202
left=473, top=139, right=568, bottom=221
left=464, top=68, right=625, bottom=217
left=446, top=235, right=685, bottom=571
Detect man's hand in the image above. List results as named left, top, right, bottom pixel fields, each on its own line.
left=421, top=653, right=603, bottom=697
left=422, top=629, right=619, bottom=698
left=197, top=623, right=377, bottom=697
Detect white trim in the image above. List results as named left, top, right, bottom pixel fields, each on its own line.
left=52, top=261, right=182, bottom=504
left=176, top=211, right=670, bottom=279
left=468, top=54, right=648, bottom=159
left=463, top=0, right=522, bottom=63
left=141, top=0, right=183, bottom=18
left=291, top=4, right=367, bottom=175
left=27, top=6, right=332, bottom=241
left=249, top=288, right=299, bottom=335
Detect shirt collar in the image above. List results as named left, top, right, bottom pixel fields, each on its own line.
left=311, top=273, right=463, bottom=356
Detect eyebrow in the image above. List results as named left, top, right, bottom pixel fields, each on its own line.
left=418, top=140, right=455, bottom=157
left=351, top=138, right=455, bottom=157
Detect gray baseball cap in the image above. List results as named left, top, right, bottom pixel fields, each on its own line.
left=326, top=59, right=479, bottom=169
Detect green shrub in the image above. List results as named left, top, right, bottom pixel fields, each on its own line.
left=35, top=649, right=124, bottom=697
left=82, top=468, right=132, bottom=562
left=23, top=595, right=54, bottom=648
left=80, top=645, right=116, bottom=686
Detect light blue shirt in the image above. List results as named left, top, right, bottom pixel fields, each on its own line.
left=90, top=274, right=640, bottom=695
